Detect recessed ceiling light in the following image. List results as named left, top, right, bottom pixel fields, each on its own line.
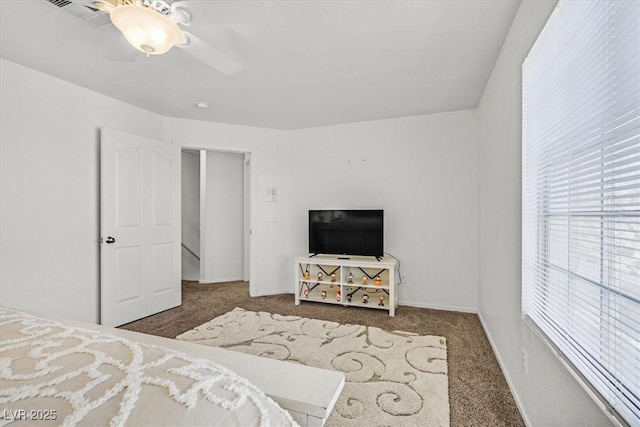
left=195, top=101, right=209, bottom=109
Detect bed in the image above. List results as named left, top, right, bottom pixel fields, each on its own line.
left=0, top=307, right=299, bottom=426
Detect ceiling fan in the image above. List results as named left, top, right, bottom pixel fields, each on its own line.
left=83, top=0, right=243, bottom=75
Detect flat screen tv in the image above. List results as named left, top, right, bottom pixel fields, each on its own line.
left=309, top=210, right=383, bottom=259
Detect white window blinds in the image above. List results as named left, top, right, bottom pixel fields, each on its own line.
left=522, top=1, right=639, bottom=426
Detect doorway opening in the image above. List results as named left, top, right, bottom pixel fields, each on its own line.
left=180, top=148, right=252, bottom=286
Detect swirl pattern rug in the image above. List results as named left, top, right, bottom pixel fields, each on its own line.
left=177, top=307, right=450, bottom=427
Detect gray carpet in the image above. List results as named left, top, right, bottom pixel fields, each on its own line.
left=120, top=281, right=524, bottom=427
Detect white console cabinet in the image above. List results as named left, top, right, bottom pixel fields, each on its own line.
left=294, top=254, right=399, bottom=316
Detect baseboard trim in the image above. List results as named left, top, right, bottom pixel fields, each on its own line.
left=199, top=277, right=244, bottom=284
left=251, top=292, right=478, bottom=314
left=250, top=289, right=292, bottom=297
left=398, top=300, right=478, bottom=314
left=478, top=313, right=531, bottom=427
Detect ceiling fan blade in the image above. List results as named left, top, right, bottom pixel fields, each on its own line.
left=179, top=31, right=243, bottom=76
left=91, top=0, right=117, bottom=14
left=105, top=33, right=139, bottom=62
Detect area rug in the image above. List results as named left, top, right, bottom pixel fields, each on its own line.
left=177, top=307, right=450, bottom=427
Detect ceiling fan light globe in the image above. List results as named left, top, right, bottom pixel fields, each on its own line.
left=148, top=27, right=169, bottom=46
left=110, top=5, right=183, bottom=56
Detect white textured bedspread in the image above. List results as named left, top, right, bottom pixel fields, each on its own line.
left=0, top=307, right=297, bottom=427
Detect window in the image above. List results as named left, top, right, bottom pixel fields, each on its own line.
left=522, top=1, right=639, bottom=426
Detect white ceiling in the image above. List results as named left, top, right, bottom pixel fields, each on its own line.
left=0, top=0, right=520, bottom=130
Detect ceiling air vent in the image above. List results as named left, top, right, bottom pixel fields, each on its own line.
left=82, top=11, right=112, bottom=27
left=48, top=0, right=73, bottom=7
left=45, top=0, right=113, bottom=29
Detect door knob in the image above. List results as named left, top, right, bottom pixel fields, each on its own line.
left=105, top=236, right=116, bottom=244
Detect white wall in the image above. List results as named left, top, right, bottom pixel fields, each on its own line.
left=162, top=117, right=292, bottom=296
left=0, top=64, right=478, bottom=315
left=477, top=1, right=613, bottom=425
left=289, top=110, right=479, bottom=312
left=181, top=149, right=200, bottom=280
left=0, top=57, right=292, bottom=320
left=201, top=150, right=244, bottom=282
left=0, top=58, right=164, bottom=323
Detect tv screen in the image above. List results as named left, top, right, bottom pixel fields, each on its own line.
left=308, top=210, right=383, bottom=258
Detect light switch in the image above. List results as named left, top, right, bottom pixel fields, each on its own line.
left=266, top=187, right=277, bottom=202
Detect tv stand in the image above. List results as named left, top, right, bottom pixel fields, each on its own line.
left=294, top=254, right=399, bottom=316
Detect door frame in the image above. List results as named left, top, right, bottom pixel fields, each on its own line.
left=182, top=145, right=256, bottom=296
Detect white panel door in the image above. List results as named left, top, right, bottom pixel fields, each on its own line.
left=101, top=128, right=181, bottom=327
